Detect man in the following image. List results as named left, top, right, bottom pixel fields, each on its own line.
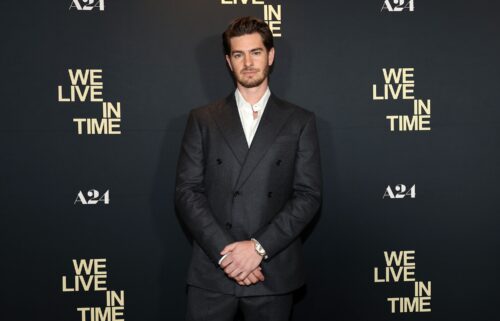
left=175, top=16, right=322, bottom=321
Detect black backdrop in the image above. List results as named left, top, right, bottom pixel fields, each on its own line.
left=1, top=1, right=499, bottom=320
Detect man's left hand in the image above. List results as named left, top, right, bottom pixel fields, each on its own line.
left=220, top=240, right=263, bottom=282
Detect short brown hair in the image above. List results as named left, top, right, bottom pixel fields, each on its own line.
left=222, top=16, right=274, bottom=55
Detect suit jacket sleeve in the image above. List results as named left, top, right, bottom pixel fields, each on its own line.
left=175, top=110, right=235, bottom=264
left=253, top=112, right=322, bottom=260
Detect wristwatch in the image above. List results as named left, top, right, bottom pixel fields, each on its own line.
left=251, top=238, right=268, bottom=260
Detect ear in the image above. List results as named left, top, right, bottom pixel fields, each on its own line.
left=225, top=55, right=234, bottom=71
left=267, top=47, right=275, bottom=67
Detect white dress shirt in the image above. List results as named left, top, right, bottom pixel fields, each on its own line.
left=235, top=87, right=271, bottom=147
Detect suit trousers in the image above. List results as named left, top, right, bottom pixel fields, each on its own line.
left=185, top=285, right=293, bottom=321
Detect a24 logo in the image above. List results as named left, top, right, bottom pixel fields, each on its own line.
left=69, top=0, right=105, bottom=11
left=383, top=184, right=416, bottom=199
left=381, top=0, right=414, bottom=12
left=75, top=189, right=110, bottom=205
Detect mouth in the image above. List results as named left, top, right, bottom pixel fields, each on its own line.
left=242, top=69, right=258, bottom=75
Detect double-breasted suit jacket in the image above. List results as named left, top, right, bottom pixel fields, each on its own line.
left=175, top=92, right=322, bottom=297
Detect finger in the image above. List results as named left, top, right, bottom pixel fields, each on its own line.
left=219, top=255, right=233, bottom=268
left=243, top=278, right=251, bottom=286
left=248, top=273, right=258, bottom=284
left=224, top=264, right=237, bottom=275
left=229, top=269, right=242, bottom=279
left=236, top=270, right=250, bottom=282
left=253, top=269, right=265, bottom=281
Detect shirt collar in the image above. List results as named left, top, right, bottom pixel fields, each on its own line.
left=234, top=87, right=271, bottom=112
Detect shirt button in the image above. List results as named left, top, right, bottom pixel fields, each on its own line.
left=225, top=222, right=232, bottom=229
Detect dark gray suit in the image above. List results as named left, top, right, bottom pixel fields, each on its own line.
left=175, top=92, right=322, bottom=298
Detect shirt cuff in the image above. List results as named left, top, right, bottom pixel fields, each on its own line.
left=218, top=253, right=229, bottom=266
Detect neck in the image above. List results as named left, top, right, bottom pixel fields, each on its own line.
left=236, top=79, right=269, bottom=105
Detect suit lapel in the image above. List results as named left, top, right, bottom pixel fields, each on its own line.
left=212, top=93, right=248, bottom=165
left=234, top=93, right=294, bottom=190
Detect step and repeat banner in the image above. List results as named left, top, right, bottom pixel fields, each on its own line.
left=1, top=1, right=499, bottom=320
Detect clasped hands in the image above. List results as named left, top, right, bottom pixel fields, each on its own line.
left=219, top=240, right=264, bottom=286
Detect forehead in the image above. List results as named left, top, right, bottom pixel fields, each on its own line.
left=229, top=32, right=265, bottom=52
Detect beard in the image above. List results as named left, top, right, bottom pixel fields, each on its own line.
left=234, top=64, right=270, bottom=88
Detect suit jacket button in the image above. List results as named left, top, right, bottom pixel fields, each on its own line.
left=268, top=192, right=273, bottom=198
left=233, top=191, right=240, bottom=197
left=216, top=158, right=222, bottom=165
left=276, top=159, right=282, bottom=166
left=225, top=222, right=232, bottom=229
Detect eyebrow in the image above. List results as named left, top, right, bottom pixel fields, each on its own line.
left=231, top=48, right=264, bottom=54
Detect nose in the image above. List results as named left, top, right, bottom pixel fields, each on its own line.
left=243, top=53, right=253, bottom=67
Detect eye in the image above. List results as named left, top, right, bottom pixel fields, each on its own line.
left=233, top=53, right=242, bottom=58
left=252, top=51, right=262, bottom=56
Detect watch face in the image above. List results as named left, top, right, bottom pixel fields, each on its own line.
left=252, top=239, right=266, bottom=256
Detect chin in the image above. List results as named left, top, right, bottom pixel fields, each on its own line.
left=238, top=77, right=266, bottom=88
